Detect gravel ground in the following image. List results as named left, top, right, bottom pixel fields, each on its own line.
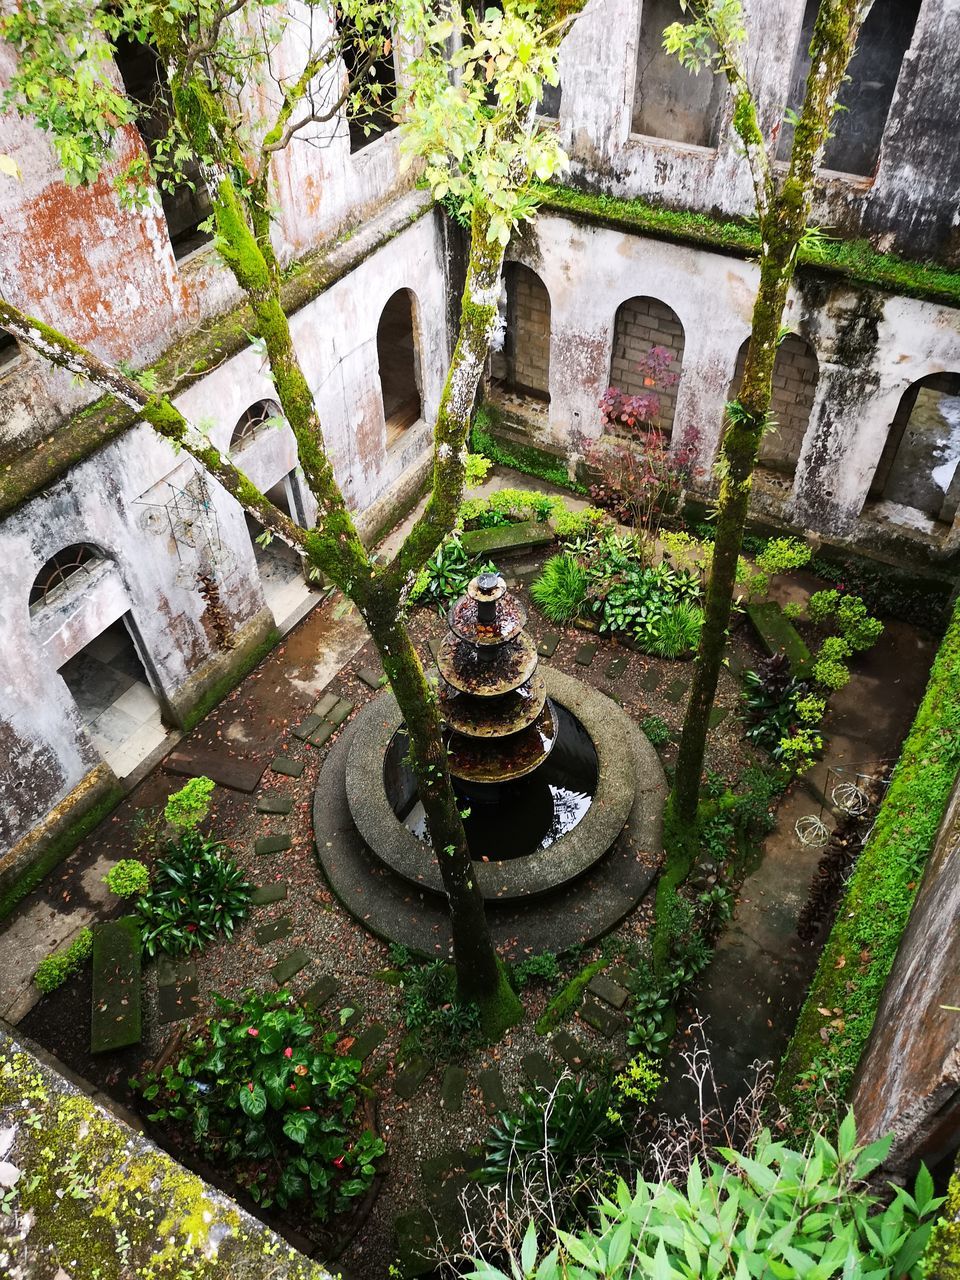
left=19, top=543, right=769, bottom=1278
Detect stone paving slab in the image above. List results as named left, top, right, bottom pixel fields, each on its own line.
left=270, top=948, right=310, bottom=984
left=588, top=974, right=630, bottom=1010
left=574, top=641, right=598, bottom=667
left=256, top=792, right=293, bottom=815
left=478, top=1064, right=508, bottom=1110
left=606, top=655, right=629, bottom=678
left=254, top=833, right=291, bottom=856
left=441, top=1065, right=468, bottom=1113
left=579, top=995, right=627, bottom=1038
left=251, top=882, right=288, bottom=905
left=155, top=956, right=195, bottom=987
left=537, top=631, right=560, bottom=658
left=292, top=714, right=322, bottom=741
left=301, top=974, right=339, bottom=1008
left=311, top=692, right=340, bottom=719
left=639, top=668, right=660, bottom=692
left=338, top=1003, right=363, bottom=1031
left=351, top=1022, right=387, bottom=1061
left=255, top=916, right=293, bottom=945
left=158, top=974, right=201, bottom=1025
left=521, top=1051, right=558, bottom=1092
left=551, top=1029, right=591, bottom=1070
left=356, top=667, right=383, bottom=689
left=665, top=677, right=689, bottom=704
left=326, top=698, right=354, bottom=729
left=163, top=749, right=265, bottom=794
left=91, top=916, right=142, bottom=1053
left=269, top=756, right=305, bottom=779
left=306, top=722, right=334, bottom=750
left=709, top=706, right=728, bottom=729
left=394, top=1053, right=431, bottom=1100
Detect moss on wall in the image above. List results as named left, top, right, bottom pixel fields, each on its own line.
left=925, top=1162, right=960, bottom=1279
left=536, top=183, right=960, bottom=311
left=0, top=1032, right=331, bottom=1278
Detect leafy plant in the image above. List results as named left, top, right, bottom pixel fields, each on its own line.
left=408, top=534, right=496, bottom=613
left=164, top=776, right=215, bottom=831
left=399, top=958, right=482, bottom=1060
left=583, top=531, right=703, bottom=655
left=103, top=858, right=150, bottom=898
left=475, top=1118, right=942, bottom=1280
left=754, top=536, right=812, bottom=576
left=512, top=952, right=561, bottom=989
left=136, top=831, right=251, bottom=957
left=640, top=715, right=671, bottom=747
left=134, top=989, right=384, bottom=1219
left=34, top=928, right=93, bottom=993
left=530, top=554, right=588, bottom=624
left=813, top=656, right=851, bottom=691
left=645, top=600, right=704, bottom=658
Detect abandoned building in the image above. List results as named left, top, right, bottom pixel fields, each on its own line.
left=1, top=0, right=959, bottom=973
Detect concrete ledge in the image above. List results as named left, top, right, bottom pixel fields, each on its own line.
left=0, top=1025, right=331, bottom=1278
left=344, top=666, right=648, bottom=902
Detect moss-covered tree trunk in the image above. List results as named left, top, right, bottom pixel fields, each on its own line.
left=671, top=0, right=871, bottom=830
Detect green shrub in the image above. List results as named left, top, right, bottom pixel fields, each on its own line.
left=530, top=553, right=588, bottom=624
left=136, top=831, right=251, bottom=957
left=755, top=535, right=812, bottom=575
left=782, top=600, right=805, bottom=620
left=646, top=600, right=704, bottom=658
left=400, top=958, right=482, bottom=1060
left=477, top=1118, right=941, bottom=1280
left=135, top=988, right=383, bottom=1219
left=780, top=597, right=960, bottom=1125
left=103, top=858, right=150, bottom=898
left=553, top=504, right=606, bottom=539
left=813, top=656, right=851, bottom=691
left=640, top=715, right=671, bottom=747
left=818, top=633, right=853, bottom=662
left=34, top=928, right=93, bottom=993
left=465, top=451, right=491, bottom=488
left=164, top=776, right=215, bottom=831
left=584, top=532, right=702, bottom=653
left=808, top=588, right=841, bottom=623
left=836, top=594, right=885, bottom=650
left=512, top=952, right=561, bottom=989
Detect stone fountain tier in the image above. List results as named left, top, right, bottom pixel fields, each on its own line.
left=448, top=591, right=527, bottom=645
left=439, top=671, right=547, bottom=738
left=445, top=701, right=558, bottom=783
left=436, top=631, right=539, bottom=697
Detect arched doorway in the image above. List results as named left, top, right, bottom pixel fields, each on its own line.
left=870, top=372, right=960, bottom=526
left=729, top=334, right=819, bottom=477
left=609, top=296, right=685, bottom=436
left=377, top=290, right=423, bottom=448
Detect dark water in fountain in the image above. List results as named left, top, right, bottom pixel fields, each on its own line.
left=383, top=704, right=599, bottom=861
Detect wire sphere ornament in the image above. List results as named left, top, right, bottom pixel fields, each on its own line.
left=831, top=782, right=870, bottom=816
left=795, top=814, right=830, bottom=847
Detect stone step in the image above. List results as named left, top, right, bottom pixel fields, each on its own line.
left=338, top=1002, right=363, bottom=1032
left=574, top=641, right=598, bottom=667
left=292, top=714, right=323, bottom=742
left=579, top=995, right=627, bottom=1039
left=91, top=917, right=142, bottom=1053
left=254, top=833, right=291, bottom=856
left=441, top=1065, right=468, bottom=1113
left=311, top=691, right=340, bottom=719
left=156, top=956, right=200, bottom=1026
left=250, top=882, right=288, bottom=906
left=255, top=916, right=293, bottom=946
left=163, top=750, right=264, bottom=794
left=269, top=756, right=304, bottom=779
left=305, top=721, right=334, bottom=749
left=521, top=1051, right=558, bottom=1092
left=746, top=600, right=812, bottom=674
left=351, top=1022, right=387, bottom=1061
left=326, top=698, right=354, bottom=729
left=605, top=655, right=629, bottom=679
left=394, top=1053, right=431, bottom=1100
left=301, top=974, right=339, bottom=1009
left=270, top=948, right=310, bottom=985
left=537, top=631, right=560, bottom=658
left=665, top=676, right=689, bottom=704
left=587, top=973, right=630, bottom=1010
left=356, top=667, right=383, bottom=690
left=462, top=520, right=554, bottom=557
left=478, top=1064, right=508, bottom=1111
left=256, top=792, right=293, bottom=815
left=551, top=1029, right=591, bottom=1071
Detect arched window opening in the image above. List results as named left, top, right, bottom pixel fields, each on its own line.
left=0, top=327, right=21, bottom=373
left=30, top=544, right=104, bottom=613
left=609, top=297, right=685, bottom=436
left=777, top=0, right=920, bottom=176
left=492, top=264, right=551, bottom=404
left=870, top=373, right=960, bottom=526
left=230, top=400, right=283, bottom=453
left=377, top=290, right=422, bottom=447
left=632, top=0, right=724, bottom=146
left=729, top=334, right=819, bottom=477
left=112, top=36, right=213, bottom=259
left=339, top=13, right=398, bottom=152
left=246, top=473, right=316, bottom=627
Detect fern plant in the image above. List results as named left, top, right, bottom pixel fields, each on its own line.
left=530, top=553, right=589, bottom=624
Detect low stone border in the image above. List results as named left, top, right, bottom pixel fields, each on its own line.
left=344, top=666, right=649, bottom=902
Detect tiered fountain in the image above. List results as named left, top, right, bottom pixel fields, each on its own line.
left=313, top=567, right=668, bottom=954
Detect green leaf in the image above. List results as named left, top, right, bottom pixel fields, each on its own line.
left=238, top=1082, right=266, bottom=1117
left=521, top=1220, right=538, bottom=1276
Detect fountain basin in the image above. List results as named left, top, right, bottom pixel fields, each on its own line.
left=345, top=666, right=638, bottom=902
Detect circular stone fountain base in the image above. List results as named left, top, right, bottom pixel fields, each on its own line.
left=312, top=669, right=668, bottom=956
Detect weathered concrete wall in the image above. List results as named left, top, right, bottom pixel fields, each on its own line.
left=851, top=776, right=960, bottom=1173
left=730, top=333, right=819, bottom=474
left=556, top=0, right=960, bottom=266
left=499, top=211, right=960, bottom=551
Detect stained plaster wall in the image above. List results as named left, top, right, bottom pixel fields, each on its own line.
left=502, top=212, right=960, bottom=547
left=851, top=779, right=960, bottom=1173
left=555, top=0, right=960, bottom=266
left=0, top=212, right=446, bottom=863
